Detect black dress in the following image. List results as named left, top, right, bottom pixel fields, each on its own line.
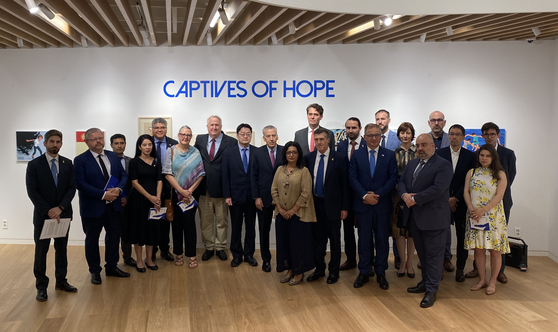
left=127, top=157, right=162, bottom=246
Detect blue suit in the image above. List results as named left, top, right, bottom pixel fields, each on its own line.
left=383, top=130, right=401, bottom=151
left=222, top=145, right=257, bottom=259
left=74, top=149, right=128, bottom=274
left=398, top=153, right=453, bottom=293
left=349, top=146, right=398, bottom=275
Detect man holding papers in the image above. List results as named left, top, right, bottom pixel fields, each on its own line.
left=26, top=129, right=77, bottom=302
left=74, top=128, right=129, bottom=285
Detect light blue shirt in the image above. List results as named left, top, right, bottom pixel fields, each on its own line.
left=239, top=144, right=250, bottom=165
left=207, top=132, right=224, bottom=154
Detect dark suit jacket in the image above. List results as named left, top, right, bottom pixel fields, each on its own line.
left=156, top=136, right=178, bottom=200
left=251, top=145, right=283, bottom=207
left=74, top=150, right=128, bottom=218
left=436, top=147, right=476, bottom=220
left=294, top=126, right=335, bottom=156
left=26, top=154, right=76, bottom=226
left=337, top=138, right=366, bottom=207
left=398, top=153, right=453, bottom=230
left=497, top=145, right=516, bottom=213
left=304, top=149, right=349, bottom=220
left=222, top=145, right=255, bottom=205
left=349, top=146, right=398, bottom=214
left=194, top=132, right=238, bottom=198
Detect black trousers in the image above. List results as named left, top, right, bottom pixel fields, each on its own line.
left=275, top=214, right=314, bottom=274
left=312, top=198, right=341, bottom=274
left=171, top=194, right=198, bottom=257
left=454, top=215, right=468, bottom=271
left=33, top=224, right=69, bottom=290
left=257, top=205, right=274, bottom=263
left=230, top=199, right=257, bottom=259
left=119, top=209, right=132, bottom=260
left=342, top=209, right=357, bottom=262
left=81, top=204, right=121, bottom=274
left=154, top=218, right=171, bottom=254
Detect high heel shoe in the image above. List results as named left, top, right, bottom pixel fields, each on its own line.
left=289, top=273, right=305, bottom=286
left=471, top=282, right=488, bottom=291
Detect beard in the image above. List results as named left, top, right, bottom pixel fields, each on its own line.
left=47, top=147, right=59, bottom=155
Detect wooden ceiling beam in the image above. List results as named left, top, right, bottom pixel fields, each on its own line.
left=370, top=15, right=458, bottom=43
left=0, top=1, right=74, bottom=47
left=181, top=0, right=197, bottom=45
left=165, top=0, right=172, bottom=46
left=476, top=19, right=558, bottom=41
left=298, top=14, right=363, bottom=45
left=0, top=33, right=19, bottom=48
left=431, top=13, right=521, bottom=41
left=348, top=15, right=433, bottom=44
left=253, top=8, right=305, bottom=45
left=283, top=12, right=343, bottom=45
left=91, top=0, right=129, bottom=46
left=512, top=28, right=558, bottom=40
left=140, top=0, right=158, bottom=46
left=0, top=8, right=60, bottom=47
left=42, top=0, right=102, bottom=47
left=225, top=2, right=267, bottom=45
left=114, top=0, right=143, bottom=46
left=195, top=0, right=220, bottom=45
left=211, top=0, right=249, bottom=45
left=0, top=20, right=47, bottom=47
left=64, top=0, right=115, bottom=46
left=274, top=11, right=324, bottom=41
left=239, top=6, right=286, bottom=45
left=313, top=15, right=378, bottom=44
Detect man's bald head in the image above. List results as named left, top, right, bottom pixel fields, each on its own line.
left=416, top=133, right=435, bottom=160
left=428, top=111, right=446, bottom=137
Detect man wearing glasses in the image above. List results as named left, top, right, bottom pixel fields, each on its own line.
left=428, top=111, right=450, bottom=150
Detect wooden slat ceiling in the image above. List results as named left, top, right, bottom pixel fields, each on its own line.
left=0, top=0, right=557, bottom=49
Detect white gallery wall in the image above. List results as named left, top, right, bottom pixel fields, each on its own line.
left=0, top=40, right=554, bottom=255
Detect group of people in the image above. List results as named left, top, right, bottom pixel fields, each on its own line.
left=25, top=104, right=516, bottom=309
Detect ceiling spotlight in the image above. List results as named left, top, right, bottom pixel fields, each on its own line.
left=288, top=22, right=296, bottom=35
left=209, top=11, right=219, bottom=28
left=206, top=32, right=213, bottom=46
left=532, top=27, right=541, bottom=36
left=218, top=6, right=229, bottom=25
left=446, top=26, right=453, bottom=36
left=38, top=4, right=55, bottom=20
left=271, top=33, right=278, bottom=45
left=80, top=35, right=88, bottom=48
left=373, top=18, right=380, bottom=30
left=25, top=0, right=39, bottom=13
left=17, top=37, right=24, bottom=48
left=383, top=15, right=392, bottom=26
left=419, top=33, right=427, bottom=43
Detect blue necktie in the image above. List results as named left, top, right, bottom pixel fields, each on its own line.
left=242, top=148, right=248, bottom=173
left=51, top=159, right=58, bottom=187
left=156, top=141, right=162, bottom=162
left=315, top=154, right=325, bottom=197
left=369, top=150, right=376, bottom=178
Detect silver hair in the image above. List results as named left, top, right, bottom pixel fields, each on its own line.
left=207, top=115, right=222, bottom=125
left=151, top=118, right=168, bottom=127
left=179, top=125, right=191, bottom=132
left=84, top=127, right=102, bottom=140
left=262, top=125, right=277, bottom=135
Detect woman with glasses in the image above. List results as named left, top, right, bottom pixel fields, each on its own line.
left=271, top=141, right=316, bottom=285
left=162, top=126, right=205, bottom=268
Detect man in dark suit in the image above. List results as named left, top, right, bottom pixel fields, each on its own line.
left=26, top=129, right=77, bottom=302
left=195, top=115, right=238, bottom=261
left=399, top=134, right=453, bottom=308
left=466, top=122, right=517, bottom=284
left=223, top=123, right=258, bottom=268
left=436, top=125, right=476, bottom=282
left=151, top=118, right=178, bottom=262
left=110, top=133, right=136, bottom=267
left=293, top=103, right=335, bottom=155
left=74, top=128, right=130, bottom=285
left=251, top=125, right=283, bottom=272
left=336, top=117, right=366, bottom=271
left=349, top=124, right=398, bottom=290
left=304, top=127, right=349, bottom=284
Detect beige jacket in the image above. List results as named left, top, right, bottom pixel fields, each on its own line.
left=271, top=166, right=316, bottom=222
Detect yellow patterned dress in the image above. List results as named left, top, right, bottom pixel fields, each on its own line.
left=464, top=168, right=510, bottom=253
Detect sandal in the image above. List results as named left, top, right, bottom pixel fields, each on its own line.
left=188, top=257, right=198, bottom=269
left=175, top=255, right=184, bottom=266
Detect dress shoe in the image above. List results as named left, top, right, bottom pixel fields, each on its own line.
left=136, top=265, right=146, bottom=273
left=394, top=256, right=401, bottom=270
left=465, top=268, right=479, bottom=278
left=161, top=251, right=174, bottom=261
left=289, top=274, right=304, bottom=286
left=91, top=273, right=102, bottom=285
left=368, top=267, right=375, bottom=277
left=106, top=267, right=131, bottom=278
left=231, top=257, right=243, bottom=267
left=486, top=285, right=496, bottom=295
left=216, top=250, right=228, bottom=261
left=339, top=260, right=357, bottom=271
left=262, top=261, right=272, bottom=273
left=307, top=270, right=326, bottom=282
left=326, top=273, right=339, bottom=284
left=377, top=274, right=389, bottom=290
left=497, top=272, right=508, bottom=284
left=420, top=292, right=437, bottom=308
left=202, top=250, right=214, bottom=261
left=55, top=281, right=78, bottom=293
left=443, top=259, right=455, bottom=272
left=455, top=269, right=465, bottom=282
left=244, top=256, right=258, bottom=266
left=145, top=262, right=158, bottom=271
left=407, top=282, right=427, bottom=293
left=353, top=273, right=369, bottom=288
left=124, top=257, right=137, bottom=267
left=417, top=261, right=422, bottom=270
left=470, top=282, right=488, bottom=291
left=36, top=289, right=48, bottom=302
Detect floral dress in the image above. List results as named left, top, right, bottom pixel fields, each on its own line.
left=464, top=168, right=510, bottom=253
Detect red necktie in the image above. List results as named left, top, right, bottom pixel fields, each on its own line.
left=270, top=149, right=275, bottom=168
left=209, top=139, right=216, bottom=161
left=350, top=141, right=357, bottom=159
left=310, top=129, right=315, bottom=152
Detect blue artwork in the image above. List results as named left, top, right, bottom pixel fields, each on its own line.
left=463, top=129, right=506, bottom=152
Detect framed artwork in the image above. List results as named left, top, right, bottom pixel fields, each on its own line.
left=463, top=129, right=506, bottom=152
left=332, top=128, right=346, bottom=147
left=138, top=117, right=172, bottom=137
left=76, top=130, right=105, bottom=155
left=16, top=131, right=46, bottom=161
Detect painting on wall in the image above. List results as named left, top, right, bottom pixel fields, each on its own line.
left=463, top=129, right=506, bottom=152
left=76, top=130, right=105, bottom=155
left=16, top=131, right=47, bottom=161
left=138, top=117, right=173, bottom=137
left=332, top=128, right=346, bottom=147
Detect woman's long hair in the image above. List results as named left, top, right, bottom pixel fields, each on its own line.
left=476, top=144, right=504, bottom=181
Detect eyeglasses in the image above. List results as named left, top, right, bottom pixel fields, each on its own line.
left=448, top=133, right=464, bottom=137
left=153, top=126, right=166, bottom=130
left=429, top=119, right=444, bottom=123
left=286, top=151, right=298, bottom=155
left=365, top=134, right=381, bottom=139
left=482, top=133, right=498, bottom=138
left=238, top=133, right=252, bottom=137
left=178, top=133, right=192, bottom=137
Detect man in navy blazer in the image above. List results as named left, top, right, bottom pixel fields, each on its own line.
left=251, top=125, right=283, bottom=272
left=223, top=123, right=258, bottom=268
left=349, top=124, right=398, bottom=290
left=26, top=129, right=77, bottom=302
left=194, top=115, right=238, bottom=262
left=375, top=109, right=401, bottom=151
left=399, top=134, right=453, bottom=308
left=74, top=128, right=129, bottom=285
left=336, top=117, right=366, bottom=272
left=304, top=128, right=349, bottom=284
left=293, top=103, right=335, bottom=155
left=436, top=125, right=476, bottom=282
